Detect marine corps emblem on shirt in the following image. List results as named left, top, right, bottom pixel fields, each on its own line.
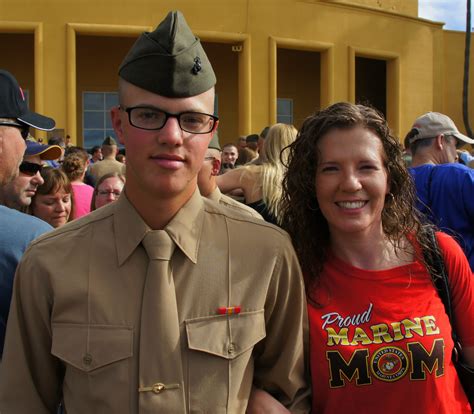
left=371, top=346, right=409, bottom=382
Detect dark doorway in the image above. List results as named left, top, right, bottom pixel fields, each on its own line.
left=356, top=57, right=386, bottom=116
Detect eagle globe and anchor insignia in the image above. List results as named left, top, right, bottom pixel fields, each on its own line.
left=371, top=346, right=409, bottom=382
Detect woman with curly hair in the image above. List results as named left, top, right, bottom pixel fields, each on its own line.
left=217, top=123, right=297, bottom=225
left=280, top=102, right=474, bottom=413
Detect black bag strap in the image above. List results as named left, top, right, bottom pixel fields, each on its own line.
left=421, top=227, right=459, bottom=345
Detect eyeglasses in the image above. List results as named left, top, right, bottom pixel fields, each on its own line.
left=0, top=122, right=29, bottom=139
left=120, top=106, right=218, bottom=134
left=97, top=190, right=122, bottom=198
left=204, top=156, right=216, bottom=161
left=19, top=161, right=43, bottom=176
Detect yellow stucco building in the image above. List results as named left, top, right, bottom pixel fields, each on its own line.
left=0, top=0, right=472, bottom=147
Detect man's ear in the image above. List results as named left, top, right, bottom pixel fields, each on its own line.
left=211, top=158, right=221, bottom=176
left=435, top=134, right=445, bottom=150
left=111, top=107, right=125, bottom=145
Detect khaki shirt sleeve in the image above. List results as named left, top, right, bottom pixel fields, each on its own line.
left=0, top=250, right=62, bottom=413
left=252, top=237, right=311, bottom=413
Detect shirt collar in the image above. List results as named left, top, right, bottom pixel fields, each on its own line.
left=207, top=186, right=221, bottom=202
left=114, top=190, right=204, bottom=266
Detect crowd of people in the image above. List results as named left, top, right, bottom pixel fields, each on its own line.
left=0, top=9, right=472, bottom=414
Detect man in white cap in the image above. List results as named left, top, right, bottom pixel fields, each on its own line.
left=0, top=139, right=62, bottom=210
left=0, top=11, right=310, bottom=413
left=0, top=69, right=55, bottom=358
left=407, top=111, right=474, bottom=270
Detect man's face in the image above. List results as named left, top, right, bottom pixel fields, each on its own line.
left=237, top=136, right=247, bottom=149
left=222, top=146, right=238, bottom=165
left=93, top=148, right=103, bottom=162
left=0, top=124, right=26, bottom=186
left=111, top=81, right=216, bottom=202
left=2, top=154, right=44, bottom=209
left=442, top=135, right=459, bottom=164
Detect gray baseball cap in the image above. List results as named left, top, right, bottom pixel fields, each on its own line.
left=408, top=112, right=474, bottom=145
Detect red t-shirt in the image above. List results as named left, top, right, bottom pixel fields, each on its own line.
left=308, top=232, right=474, bottom=413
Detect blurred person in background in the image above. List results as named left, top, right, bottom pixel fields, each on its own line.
left=235, top=133, right=258, bottom=166
left=116, top=153, right=126, bottom=164
left=89, top=145, right=103, bottom=164
left=217, top=123, right=297, bottom=225
left=45, top=137, right=65, bottom=168
left=197, top=133, right=263, bottom=219
left=28, top=167, right=73, bottom=228
left=90, top=172, right=125, bottom=211
left=89, top=136, right=125, bottom=182
left=62, top=148, right=94, bottom=219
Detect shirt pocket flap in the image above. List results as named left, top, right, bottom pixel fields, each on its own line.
left=51, top=323, right=133, bottom=372
left=185, top=310, right=266, bottom=360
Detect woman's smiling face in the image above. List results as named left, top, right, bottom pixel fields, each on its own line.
left=315, top=126, right=389, bottom=239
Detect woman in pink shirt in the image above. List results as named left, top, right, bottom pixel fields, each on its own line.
left=62, top=149, right=94, bottom=219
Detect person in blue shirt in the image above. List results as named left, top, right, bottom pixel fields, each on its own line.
left=407, top=111, right=474, bottom=270
left=0, top=69, right=55, bottom=357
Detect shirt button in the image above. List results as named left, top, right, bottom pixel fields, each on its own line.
left=228, top=343, right=235, bottom=354
left=83, top=353, right=93, bottom=366
left=152, top=383, right=165, bottom=394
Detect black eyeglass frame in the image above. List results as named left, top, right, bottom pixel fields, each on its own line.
left=19, top=161, right=43, bottom=176
left=0, top=122, right=29, bottom=139
left=120, top=106, right=219, bottom=135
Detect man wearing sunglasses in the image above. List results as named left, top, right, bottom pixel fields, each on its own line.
left=0, top=70, right=55, bottom=360
left=0, top=140, right=62, bottom=211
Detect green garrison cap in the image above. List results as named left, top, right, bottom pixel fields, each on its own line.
left=102, top=136, right=117, bottom=146
left=208, top=132, right=221, bottom=150
left=118, top=10, right=216, bottom=98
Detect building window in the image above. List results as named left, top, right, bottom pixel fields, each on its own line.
left=277, top=98, right=293, bottom=124
left=83, top=91, right=118, bottom=148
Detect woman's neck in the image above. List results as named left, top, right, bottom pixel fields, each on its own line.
left=329, top=230, right=412, bottom=270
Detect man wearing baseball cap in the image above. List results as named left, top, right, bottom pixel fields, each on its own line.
left=0, top=11, right=309, bottom=413
left=0, top=139, right=62, bottom=210
left=0, top=70, right=55, bottom=358
left=407, top=111, right=474, bottom=269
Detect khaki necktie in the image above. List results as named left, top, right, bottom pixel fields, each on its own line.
left=138, top=230, right=185, bottom=413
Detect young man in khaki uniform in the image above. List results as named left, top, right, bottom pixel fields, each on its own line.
left=88, top=136, right=126, bottom=182
left=0, top=11, right=310, bottom=413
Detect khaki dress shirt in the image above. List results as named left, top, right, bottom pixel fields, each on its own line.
left=89, top=157, right=126, bottom=181
left=0, top=190, right=310, bottom=413
left=207, top=186, right=263, bottom=220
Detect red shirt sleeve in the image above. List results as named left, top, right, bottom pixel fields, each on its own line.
left=436, top=231, right=474, bottom=346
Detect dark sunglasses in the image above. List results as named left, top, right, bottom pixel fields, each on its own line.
left=0, top=122, right=29, bottom=139
left=19, top=161, right=43, bottom=176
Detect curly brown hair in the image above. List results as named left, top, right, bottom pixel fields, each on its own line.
left=62, top=149, right=89, bottom=182
left=280, top=102, right=432, bottom=285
